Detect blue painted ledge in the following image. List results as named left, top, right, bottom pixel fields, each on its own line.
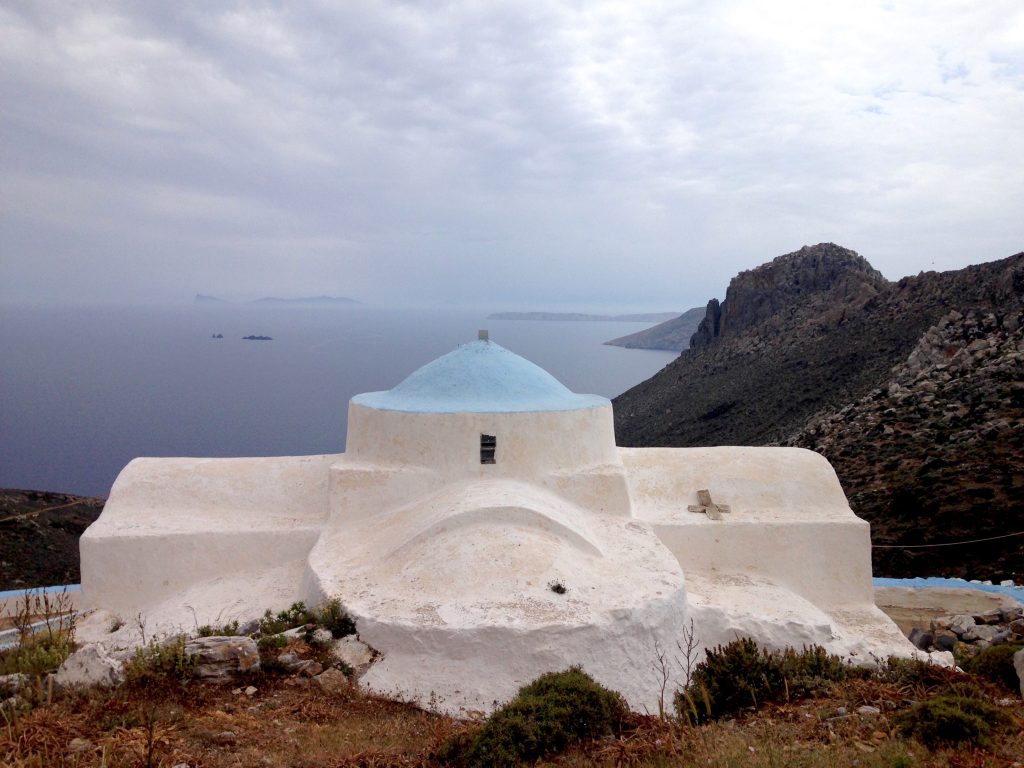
left=0, top=584, right=80, bottom=599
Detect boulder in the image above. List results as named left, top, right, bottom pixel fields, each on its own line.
left=908, top=628, right=933, bottom=650
left=184, top=636, right=260, bottom=679
left=277, top=651, right=322, bottom=676
left=961, top=624, right=1000, bottom=643
left=949, top=614, right=976, bottom=637
left=314, top=667, right=350, bottom=695
left=972, top=610, right=1004, bottom=625
left=54, top=643, right=125, bottom=689
left=332, top=635, right=375, bottom=676
left=933, top=630, right=957, bottom=652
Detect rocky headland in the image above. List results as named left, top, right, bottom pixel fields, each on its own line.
left=603, top=306, right=706, bottom=350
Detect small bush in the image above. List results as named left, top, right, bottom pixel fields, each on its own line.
left=125, top=637, right=196, bottom=688
left=196, top=620, right=239, bottom=638
left=442, top=667, right=625, bottom=767
left=0, top=633, right=73, bottom=677
left=676, top=639, right=855, bottom=722
left=894, top=695, right=1011, bottom=749
left=317, top=598, right=356, bottom=639
left=257, top=603, right=317, bottom=636
left=879, top=656, right=989, bottom=699
left=964, top=643, right=1024, bottom=692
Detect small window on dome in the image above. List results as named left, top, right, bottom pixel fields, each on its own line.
left=480, top=434, right=496, bottom=464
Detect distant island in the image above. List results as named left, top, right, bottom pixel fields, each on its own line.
left=194, top=294, right=360, bottom=305
left=488, top=311, right=680, bottom=323
left=254, top=296, right=360, bottom=305
left=242, top=335, right=273, bottom=341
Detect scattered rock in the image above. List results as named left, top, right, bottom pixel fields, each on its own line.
left=309, top=628, right=334, bottom=648
left=54, top=643, right=125, bottom=689
left=332, top=635, right=375, bottom=674
left=277, top=651, right=322, bottom=677
left=184, top=636, right=260, bottom=679
left=314, top=667, right=350, bottom=695
left=908, top=628, right=933, bottom=650
left=294, top=660, right=323, bottom=677
left=856, top=705, right=881, bottom=716
left=214, top=731, right=237, bottom=745
left=949, top=614, right=976, bottom=637
left=278, top=652, right=300, bottom=668
left=0, top=673, right=27, bottom=697
left=962, top=624, right=1000, bottom=643
left=67, top=738, right=93, bottom=754
left=928, top=651, right=955, bottom=667
left=933, top=630, right=957, bottom=652
left=973, top=610, right=1004, bottom=625
left=244, top=685, right=257, bottom=697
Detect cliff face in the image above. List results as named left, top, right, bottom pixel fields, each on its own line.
left=612, top=245, right=1024, bottom=578
left=690, top=243, right=889, bottom=347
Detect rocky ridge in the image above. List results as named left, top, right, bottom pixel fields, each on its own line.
left=690, top=243, right=890, bottom=347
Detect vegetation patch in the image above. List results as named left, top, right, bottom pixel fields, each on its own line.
left=894, top=694, right=1012, bottom=749
left=676, top=639, right=860, bottom=722
left=963, top=643, right=1024, bottom=692
left=440, top=667, right=625, bottom=767
left=124, top=637, right=196, bottom=689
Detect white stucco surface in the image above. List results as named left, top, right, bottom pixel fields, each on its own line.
left=80, top=339, right=919, bottom=713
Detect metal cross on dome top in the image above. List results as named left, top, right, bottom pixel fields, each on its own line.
left=688, top=489, right=731, bottom=521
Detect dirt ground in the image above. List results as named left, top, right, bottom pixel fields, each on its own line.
left=874, top=586, right=1020, bottom=635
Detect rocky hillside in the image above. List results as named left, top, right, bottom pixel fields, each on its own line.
left=604, top=306, right=706, bottom=351
left=613, top=244, right=1024, bottom=579
left=788, top=308, right=1024, bottom=580
left=0, top=489, right=104, bottom=590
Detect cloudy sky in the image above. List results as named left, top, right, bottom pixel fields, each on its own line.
left=1, top=1, right=1022, bottom=309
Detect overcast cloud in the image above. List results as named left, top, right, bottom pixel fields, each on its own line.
left=1, top=1, right=1022, bottom=309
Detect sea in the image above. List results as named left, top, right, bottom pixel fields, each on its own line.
left=0, top=304, right=676, bottom=498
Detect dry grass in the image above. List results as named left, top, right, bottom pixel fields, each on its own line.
left=2, top=672, right=1022, bottom=767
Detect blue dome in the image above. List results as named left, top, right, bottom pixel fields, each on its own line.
left=352, top=340, right=609, bottom=413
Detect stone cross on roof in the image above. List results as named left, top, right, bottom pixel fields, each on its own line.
left=688, top=489, right=731, bottom=521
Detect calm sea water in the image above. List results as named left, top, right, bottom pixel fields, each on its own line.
left=0, top=305, right=675, bottom=497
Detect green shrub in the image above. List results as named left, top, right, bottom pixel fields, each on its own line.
left=894, top=695, right=1011, bottom=749
left=441, top=667, right=625, bottom=767
left=0, top=633, right=73, bottom=677
left=317, top=598, right=356, bottom=639
left=196, top=620, right=239, bottom=638
left=676, top=639, right=855, bottom=722
left=125, top=637, right=196, bottom=687
left=257, top=634, right=288, bottom=651
left=964, top=643, right=1024, bottom=692
left=879, top=656, right=989, bottom=700
left=257, top=602, right=317, bottom=636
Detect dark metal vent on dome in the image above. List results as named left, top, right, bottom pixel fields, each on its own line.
left=480, top=434, right=496, bottom=464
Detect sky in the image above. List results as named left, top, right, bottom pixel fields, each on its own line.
left=1, top=1, right=1022, bottom=310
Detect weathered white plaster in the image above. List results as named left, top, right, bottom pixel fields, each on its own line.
left=81, top=339, right=918, bottom=714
